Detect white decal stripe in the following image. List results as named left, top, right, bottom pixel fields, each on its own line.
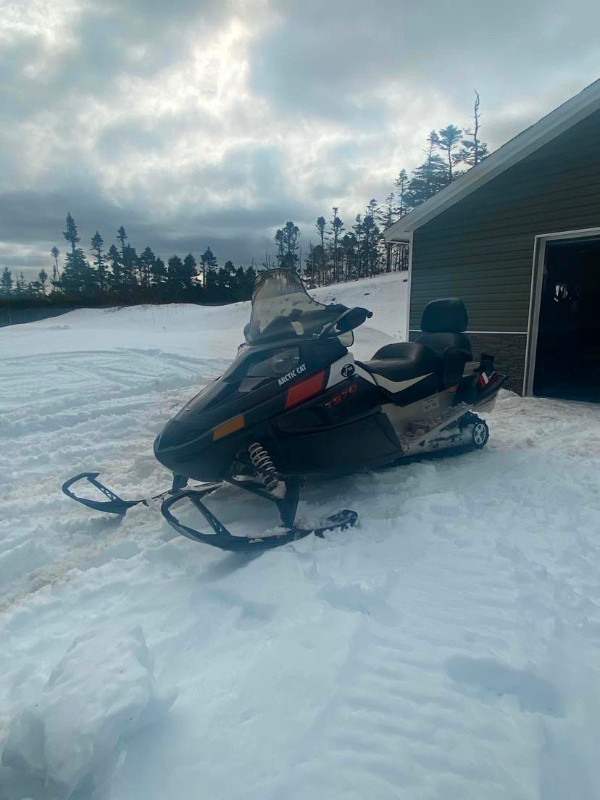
left=353, top=364, right=376, bottom=385
left=372, top=372, right=433, bottom=394
left=326, top=355, right=356, bottom=389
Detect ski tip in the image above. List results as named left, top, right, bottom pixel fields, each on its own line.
left=314, top=509, right=358, bottom=537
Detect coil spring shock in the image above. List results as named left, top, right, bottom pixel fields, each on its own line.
left=248, top=442, right=280, bottom=492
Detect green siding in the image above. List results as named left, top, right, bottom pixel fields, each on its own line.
left=410, top=109, right=600, bottom=332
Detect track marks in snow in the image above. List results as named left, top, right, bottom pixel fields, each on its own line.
left=0, top=347, right=223, bottom=611
left=274, top=537, right=540, bottom=800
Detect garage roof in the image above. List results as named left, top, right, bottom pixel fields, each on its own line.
left=384, top=78, right=600, bottom=243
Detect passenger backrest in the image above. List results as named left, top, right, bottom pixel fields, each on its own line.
left=415, top=298, right=472, bottom=358
left=415, top=298, right=472, bottom=387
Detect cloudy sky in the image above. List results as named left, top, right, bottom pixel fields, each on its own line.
left=2, top=0, right=600, bottom=277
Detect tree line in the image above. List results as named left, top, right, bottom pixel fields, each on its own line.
left=278, top=93, right=488, bottom=287
left=1, top=93, right=488, bottom=309
left=1, top=216, right=259, bottom=310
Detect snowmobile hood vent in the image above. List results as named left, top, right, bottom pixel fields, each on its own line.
left=421, top=298, right=468, bottom=333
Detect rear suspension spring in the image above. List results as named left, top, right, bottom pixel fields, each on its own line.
left=248, top=443, right=280, bottom=492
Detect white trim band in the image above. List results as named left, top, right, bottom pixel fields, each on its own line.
left=408, top=329, right=527, bottom=336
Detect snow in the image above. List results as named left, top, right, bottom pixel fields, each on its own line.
left=2, top=627, right=175, bottom=798
left=1, top=273, right=599, bottom=799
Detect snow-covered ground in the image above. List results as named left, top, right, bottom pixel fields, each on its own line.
left=1, top=273, right=599, bottom=800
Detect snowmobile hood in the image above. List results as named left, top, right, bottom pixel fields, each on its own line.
left=154, top=334, right=348, bottom=458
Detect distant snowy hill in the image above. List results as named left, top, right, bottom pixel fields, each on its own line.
left=1, top=272, right=407, bottom=362
left=1, top=271, right=600, bottom=800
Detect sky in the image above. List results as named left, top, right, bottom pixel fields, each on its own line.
left=2, top=0, right=600, bottom=279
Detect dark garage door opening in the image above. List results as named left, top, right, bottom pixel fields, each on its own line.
left=534, top=237, right=600, bottom=402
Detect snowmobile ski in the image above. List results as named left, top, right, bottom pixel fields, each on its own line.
left=161, top=488, right=358, bottom=551
left=61, top=471, right=216, bottom=515
left=62, top=472, right=357, bottom=552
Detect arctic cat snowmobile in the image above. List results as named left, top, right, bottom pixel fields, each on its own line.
left=63, top=269, right=506, bottom=551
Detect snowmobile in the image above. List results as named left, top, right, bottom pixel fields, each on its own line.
left=63, top=269, right=506, bottom=552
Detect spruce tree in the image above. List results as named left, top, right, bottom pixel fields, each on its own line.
left=360, top=211, right=381, bottom=278
left=50, top=246, right=60, bottom=289
left=90, top=231, right=107, bottom=294
left=394, top=169, right=409, bottom=217
left=330, top=208, right=344, bottom=282
left=61, top=214, right=94, bottom=297
left=167, top=255, right=185, bottom=300
left=63, top=212, right=80, bottom=253
left=406, top=132, right=448, bottom=207
left=352, top=215, right=363, bottom=278
left=182, top=253, right=198, bottom=292
left=304, top=243, right=319, bottom=287
left=340, top=233, right=358, bottom=281
left=107, top=244, right=122, bottom=298
left=377, top=194, right=396, bottom=272
left=139, top=246, right=156, bottom=299
left=1, top=267, right=12, bottom=295
left=200, top=247, right=217, bottom=287
left=150, top=257, right=167, bottom=302
left=437, top=124, right=463, bottom=184
left=274, top=222, right=300, bottom=271
left=38, top=269, right=48, bottom=294
left=117, top=226, right=128, bottom=252
left=120, top=245, right=139, bottom=298
left=315, top=216, right=327, bottom=283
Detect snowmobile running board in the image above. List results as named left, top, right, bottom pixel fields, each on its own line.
left=61, top=472, right=358, bottom=552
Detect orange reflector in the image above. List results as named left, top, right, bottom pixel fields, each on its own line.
left=448, top=384, right=458, bottom=392
left=285, top=370, right=325, bottom=410
left=212, top=414, right=245, bottom=441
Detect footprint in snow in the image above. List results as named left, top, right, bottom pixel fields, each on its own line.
left=318, top=582, right=400, bottom=627
left=445, top=655, right=564, bottom=717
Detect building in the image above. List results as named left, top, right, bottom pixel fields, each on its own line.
left=384, top=80, right=600, bottom=401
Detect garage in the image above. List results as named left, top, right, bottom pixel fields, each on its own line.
left=385, top=79, right=600, bottom=402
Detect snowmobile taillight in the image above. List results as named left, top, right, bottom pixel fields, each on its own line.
left=478, top=370, right=499, bottom=389
left=284, top=370, right=325, bottom=410
left=212, top=413, right=246, bottom=441
left=476, top=353, right=497, bottom=389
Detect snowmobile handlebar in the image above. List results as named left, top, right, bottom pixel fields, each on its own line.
left=319, top=306, right=373, bottom=340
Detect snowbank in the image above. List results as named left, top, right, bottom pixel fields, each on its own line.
left=0, top=272, right=405, bottom=361
left=2, top=626, right=176, bottom=798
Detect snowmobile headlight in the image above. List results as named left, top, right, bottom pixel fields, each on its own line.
left=246, top=347, right=300, bottom=378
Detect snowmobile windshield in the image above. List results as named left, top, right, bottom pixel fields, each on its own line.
left=245, top=269, right=344, bottom=344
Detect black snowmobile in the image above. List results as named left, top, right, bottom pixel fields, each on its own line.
left=63, top=269, right=506, bottom=551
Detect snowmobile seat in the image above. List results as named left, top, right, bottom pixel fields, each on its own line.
left=362, top=342, right=440, bottom=393
left=363, top=299, right=474, bottom=395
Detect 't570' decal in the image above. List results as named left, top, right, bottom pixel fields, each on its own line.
left=278, top=363, right=307, bottom=386
left=325, top=383, right=358, bottom=409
